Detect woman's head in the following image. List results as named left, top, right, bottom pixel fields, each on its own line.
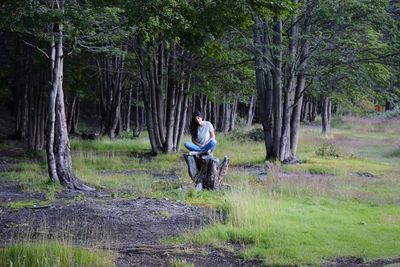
left=191, top=111, right=203, bottom=137
left=192, top=111, right=203, bottom=126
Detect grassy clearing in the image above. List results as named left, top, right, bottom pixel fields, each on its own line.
left=178, top=172, right=400, bottom=265
left=2, top=117, right=399, bottom=265
left=71, top=136, right=150, bottom=153
left=0, top=241, right=115, bottom=267
left=173, top=118, right=400, bottom=265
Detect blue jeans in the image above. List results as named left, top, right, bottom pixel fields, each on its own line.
left=184, top=139, right=217, bottom=152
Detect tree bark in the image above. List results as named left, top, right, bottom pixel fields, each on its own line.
left=290, top=0, right=316, bottom=157
left=321, top=95, right=331, bottom=134
left=183, top=153, right=229, bottom=191
left=97, top=54, right=124, bottom=139
left=280, top=2, right=299, bottom=162
left=247, top=95, right=256, bottom=126
left=46, top=5, right=93, bottom=191
left=271, top=17, right=283, bottom=160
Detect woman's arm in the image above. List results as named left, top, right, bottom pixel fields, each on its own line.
left=204, top=131, right=215, bottom=145
left=210, top=131, right=215, bottom=140
left=192, top=136, right=204, bottom=147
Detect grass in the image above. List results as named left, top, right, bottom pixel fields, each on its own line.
left=170, top=118, right=400, bottom=265
left=1, top=117, right=400, bottom=265
left=0, top=241, right=115, bottom=267
left=177, top=173, right=400, bottom=265
left=7, top=200, right=50, bottom=210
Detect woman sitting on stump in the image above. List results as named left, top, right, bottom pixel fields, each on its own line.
left=184, top=111, right=217, bottom=154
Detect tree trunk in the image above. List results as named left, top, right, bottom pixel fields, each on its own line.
left=271, top=17, right=283, bottom=160
left=321, top=95, right=331, bottom=134
left=290, top=0, right=316, bottom=157
left=280, top=2, right=299, bottom=162
left=183, top=153, right=229, bottom=191
left=247, top=95, right=256, bottom=126
left=253, top=17, right=274, bottom=159
left=137, top=37, right=158, bottom=153
left=165, top=46, right=177, bottom=152
left=230, top=94, right=239, bottom=130
left=15, top=40, right=29, bottom=140
left=46, top=13, right=93, bottom=191
left=96, top=53, right=125, bottom=139
left=67, top=95, right=78, bottom=134
left=125, top=83, right=133, bottom=132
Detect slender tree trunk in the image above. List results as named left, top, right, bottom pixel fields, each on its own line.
left=97, top=54, right=125, bottom=138
left=271, top=17, right=283, bottom=160
left=137, top=36, right=158, bottom=153
left=247, top=95, right=256, bottom=126
left=46, top=9, right=93, bottom=190
left=280, top=1, right=299, bottom=162
left=47, top=36, right=60, bottom=183
left=126, top=83, right=133, bottom=132
left=321, top=95, right=331, bottom=134
left=165, top=46, right=177, bottom=152
left=230, top=94, right=239, bottom=130
left=67, top=95, right=78, bottom=134
left=15, top=41, right=29, bottom=139
left=254, top=17, right=274, bottom=159
left=290, top=0, right=316, bottom=157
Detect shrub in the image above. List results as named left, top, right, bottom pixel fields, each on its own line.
left=228, top=125, right=264, bottom=142
left=370, top=105, right=400, bottom=119
left=315, top=143, right=341, bottom=158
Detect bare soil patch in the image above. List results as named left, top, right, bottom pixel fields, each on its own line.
left=0, top=146, right=262, bottom=267
left=0, top=185, right=263, bottom=266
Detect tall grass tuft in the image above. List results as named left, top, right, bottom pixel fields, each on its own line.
left=181, top=169, right=400, bottom=265
left=0, top=241, right=115, bottom=267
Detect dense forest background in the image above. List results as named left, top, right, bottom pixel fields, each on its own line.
left=0, top=0, right=399, bottom=187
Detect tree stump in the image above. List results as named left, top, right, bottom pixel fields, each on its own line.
left=183, top=153, right=229, bottom=190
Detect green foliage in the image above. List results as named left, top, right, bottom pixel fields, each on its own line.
left=315, top=143, right=342, bottom=158
left=371, top=106, right=400, bottom=119
left=385, top=147, right=400, bottom=158
left=7, top=201, right=42, bottom=210
left=169, top=258, right=194, bottom=267
left=306, top=0, right=400, bottom=115
left=227, top=125, right=264, bottom=142
left=0, top=241, right=115, bottom=267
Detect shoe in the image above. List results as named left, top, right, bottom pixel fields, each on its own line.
left=188, top=151, right=200, bottom=156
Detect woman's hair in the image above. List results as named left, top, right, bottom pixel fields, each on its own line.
left=190, top=111, right=203, bottom=139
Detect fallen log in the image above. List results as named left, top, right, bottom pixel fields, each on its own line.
left=183, top=152, right=229, bottom=190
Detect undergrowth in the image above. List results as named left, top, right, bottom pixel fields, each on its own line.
left=0, top=241, right=115, bottom=267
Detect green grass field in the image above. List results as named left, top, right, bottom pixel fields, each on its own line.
left=1, top=116, right=399, bottom=265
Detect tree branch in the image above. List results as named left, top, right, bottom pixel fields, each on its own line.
left=21, top=39, right=50, bottom=59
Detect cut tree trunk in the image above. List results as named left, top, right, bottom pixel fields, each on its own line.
left=183, top=153, right=229, bottom=191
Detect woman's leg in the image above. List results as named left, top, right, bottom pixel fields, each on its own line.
left=201, top=139, right=217, bottom=152
left=184, top=141, right=202, bottom=152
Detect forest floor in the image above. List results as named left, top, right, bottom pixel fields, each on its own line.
left=1, top=154, right=399, bottom=267
left=1, top=114, right=400, bottom=266
left=0, top=150, right=263, bottom=267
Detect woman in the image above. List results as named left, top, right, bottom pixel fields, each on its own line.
left=184, top=111, right=217, bottom=154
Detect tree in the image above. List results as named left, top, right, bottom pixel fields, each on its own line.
left=306, top=0, right=400, bottom=132
left=0, top=0, right=98, bottom=190
left=253, top=0, right=317, bottom=162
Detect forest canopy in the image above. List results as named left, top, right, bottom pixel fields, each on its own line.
left=0, top=0, right=399, bottom=167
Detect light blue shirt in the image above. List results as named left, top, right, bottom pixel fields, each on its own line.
left=195, top=121, right=215, bottom=145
